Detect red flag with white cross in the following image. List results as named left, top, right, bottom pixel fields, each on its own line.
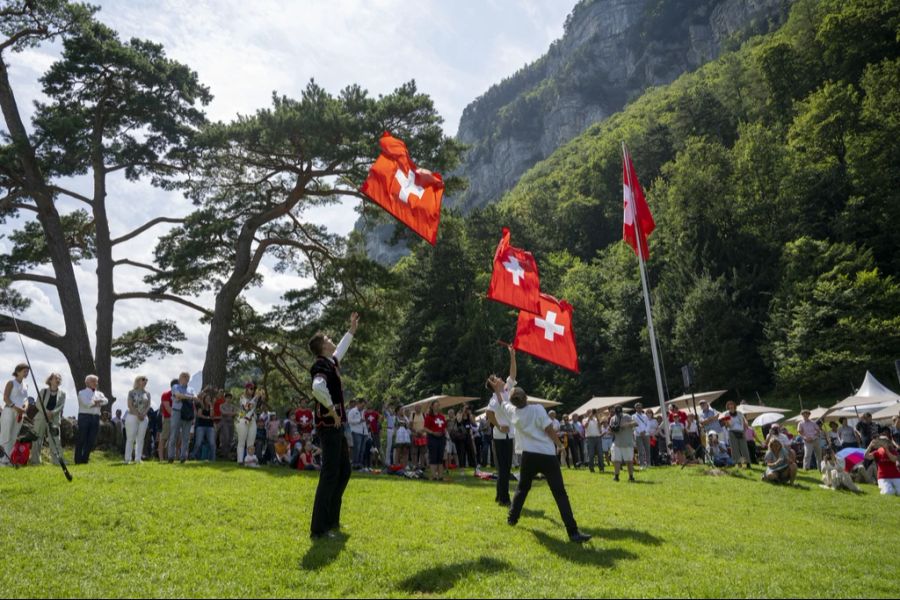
left=487, top=227, right=541, bottom=314
left=360, top=131, right=444, bottom=245
left=622, top=145, right=655, bottom=260
left=513, top=293, right=579, bottom=373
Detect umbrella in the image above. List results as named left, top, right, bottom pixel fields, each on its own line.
left=402, top=395, right=479, bottom=412
left=751, top=412, right=785, bottom=428
left=836, top=447, right=866, bottom=473
left=871, top=402, right=900, bottom=422
left=664, top=390, right=729, bottom=410
left=570, top=396, right=641, bottom=417
left=785, top=406, right=830, bottom=424
left=737, top=403, right=790, bottom=419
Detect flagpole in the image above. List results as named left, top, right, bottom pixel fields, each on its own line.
left=623, top=141, right=670, bottom=445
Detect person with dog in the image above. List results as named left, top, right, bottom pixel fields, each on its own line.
left=308, top=312, right=359, bottom=540
left=487, top=373, right=591, bottom=544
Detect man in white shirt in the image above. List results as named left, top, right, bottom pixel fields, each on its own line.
left=632, top=402, right=651, bottom=468
left=488, top=376, right=591, bottom=544
left=308, top=312, right=359, bottom=540
left=348, top=400, right=368, bottom=469
left=486, top=345, right=517, bottom=506
left=75, top=374, right=108, bottom=464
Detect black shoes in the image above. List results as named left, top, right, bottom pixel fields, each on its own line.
left=309, top=531, right=336, bottom=541
left=507, top=517, right=518, bottom=527
left=613, top=474, right=619, bottom=482
left=569, top=531, right=592, bottom=544
left=628, top=477, right=636, bottom=483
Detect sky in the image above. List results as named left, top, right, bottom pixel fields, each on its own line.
left=0, top=0, right=577, bottom=415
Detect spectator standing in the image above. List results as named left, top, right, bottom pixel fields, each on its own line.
left=364, top=403, right=382, bottom=462
left=157, top=379, right=175, bottom=461
left=583, top=409, right=604, bottom=473
left=856, top=413, right=878, bottom=449
left=383, top=403, right=396, bottom=467
left=167, top=372, right=196, bottom=464
left=798, top=409, right=823, bottom=470
left=424, top=400, right=448, bottom=481
left=724, top=401, right=752, bottom=468
left=236, top=384, right=258, bottom=465
left=837, top=417, right=861, bottom=449
left=192, top=389, right=216, bottom=461
left=124, top=376, right=151, bottom=464
left=1, top=364, right=30, bottom=464
left=610, top=406, right=637, bottom=483
left=219, top=393, right=237, bottom=459
left=632, top=403, right=651, bottom=468
left=699, top=400, right=725, bottom=443
left=75, top=375, right=108, bottom=464
left=30, top=372, right=66, bottom=466
left=348, top=400, right=368, bottom=469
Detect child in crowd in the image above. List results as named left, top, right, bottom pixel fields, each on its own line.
left=445, top=437, right=458, bottom=469
left=298, top=441, right=321, bottom=471
left=670, top=418, right=686, bottom=466
left=274, top=435, right=290, bottom=466
left=394, top=420, right=411, bottom=468
left=244, top=443, right=260, bottom=468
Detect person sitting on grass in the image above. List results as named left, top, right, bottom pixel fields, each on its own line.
left=298, top=441, right=321, bottom=471
left=763, top=438, right=796, bottom=485
left=487, top=376, right=591, bottom=544
left=864, top=428, right=900, bottom=496
left=707, top=432, right=733, bottom=468
left=820, top=448, right=859, bottom=492
left=274, top=435, right=290, bottom=466
left=244, top=443, right=260, bottom=468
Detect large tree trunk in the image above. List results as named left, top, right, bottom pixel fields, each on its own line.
left=201, top=288, right=238, bottom=390
left=0, top=60, right=97, bottom=391
left=91, top=151, right=115, bottom=405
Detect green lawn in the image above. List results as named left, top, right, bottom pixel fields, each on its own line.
left=1, top=454, right=897, bottom=598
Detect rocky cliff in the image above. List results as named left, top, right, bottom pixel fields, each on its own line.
left=364, top=0, right=792, bottom=263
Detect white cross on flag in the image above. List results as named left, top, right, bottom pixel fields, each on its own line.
left=623, top=145, right=655, bottom=259
left=487, top=227, right=541, bottom=313
left=513, top=293, right=579, bottom=373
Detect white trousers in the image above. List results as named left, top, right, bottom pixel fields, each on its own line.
left=0, top=406, right=22, bottom=460
left=878, top=478, right=900, bottom=496
left=236, top=419, right=257, bottom=464
left=124, top=414, right=149, bottom=463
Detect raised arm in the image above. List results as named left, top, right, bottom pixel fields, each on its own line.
left=508, top=346, right=517, bottom=384
left=334, top=312, right=360, bottom=362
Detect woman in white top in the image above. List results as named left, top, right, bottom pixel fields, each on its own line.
left=1, top=363, right=30, bottom=464
left=31, top=372, right=66, bottom=465
left=125, top=375, right=152, bottom=464
left=724, top=401, right=752, bottom=468
left=236, top=383, right=259, bottom=464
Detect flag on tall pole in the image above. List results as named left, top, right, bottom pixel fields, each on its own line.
left=622, top=142, right=669, bottom=442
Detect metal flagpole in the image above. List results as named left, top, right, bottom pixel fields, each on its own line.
left=622, top=141, right=669, bottom=446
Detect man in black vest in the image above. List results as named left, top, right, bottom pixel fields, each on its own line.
left=308, top=312, right=359, bottom=539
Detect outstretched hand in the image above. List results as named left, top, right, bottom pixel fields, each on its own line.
left=349, top=312, right=360, bottom=335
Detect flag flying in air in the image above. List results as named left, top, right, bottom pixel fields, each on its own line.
left=487, top=227, right=541, bottom=314
left=622, top=147, right=655, bottom=260
left=361, top=132, right=444, bottom=245
left=513, top=293, right=579, bottom=373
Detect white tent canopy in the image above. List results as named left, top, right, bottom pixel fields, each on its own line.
left=571, top=396, right=641, bottom=417
left=402, top=395, right=479, bottom=412
left=872, top=403, right=900, bottom=422
left=828, top=371, right=900, bottom=414
left=477, top=396, right=562, bottom=414
left=665, top=390, right=728, bottom=410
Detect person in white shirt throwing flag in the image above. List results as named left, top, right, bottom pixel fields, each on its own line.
left=487, top=366, right=591, bottom=544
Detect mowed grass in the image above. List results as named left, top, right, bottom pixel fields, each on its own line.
left=1, top=454, right=898, bottom=598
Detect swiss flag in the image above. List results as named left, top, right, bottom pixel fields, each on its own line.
left=361, top=132, right=444, bottom=245
left=487, top=227, right=541, bottom=314
left=623, top=145, right=655, bottom=259
left=513, top=293, right=579, bottom=373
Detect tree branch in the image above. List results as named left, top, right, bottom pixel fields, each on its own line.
left=0, top=314, right=66, bottom=351
left=111, top=217, right=185, bottom=246
left=50, top=185, right=94, bottom=206
left=113, top=259, right=165, bottom=275
left=115, top=292, right=212, bottom=317
left=7, top=272, right=58, bottom=287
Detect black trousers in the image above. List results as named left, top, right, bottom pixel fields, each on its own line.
left=75, top=414, right=100, bottom=464
left=493, top=438, right=514, bottom=503
left=509, top=451, right=579, bottom=535
left=310, top=427, right=352, bottom=536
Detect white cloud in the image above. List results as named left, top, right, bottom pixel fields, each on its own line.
left=1, top=0, right=576, bottom=415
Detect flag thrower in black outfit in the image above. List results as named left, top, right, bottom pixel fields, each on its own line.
left=308, top=312, right=359, bottom=539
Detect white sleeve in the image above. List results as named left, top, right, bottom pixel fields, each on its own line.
left=334, top=332, right=353, bottom=362
left=311, top=376, right=333, bottom=409
left=504, top=376, right=517, bottom=392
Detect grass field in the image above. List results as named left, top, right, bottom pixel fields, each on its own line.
left=1, top=454, right=898, bottom=598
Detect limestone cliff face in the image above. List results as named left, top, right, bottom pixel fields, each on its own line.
left=363, top=0, right=792, bottom=263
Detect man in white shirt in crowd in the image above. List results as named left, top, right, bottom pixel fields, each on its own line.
left=167, top=372, right=197, bottom=464
left=610, top=406, right=637, bottom=483
left=797, top=409, right=823, bottom=470
left=549, top=410, right=560, bottom=432
left=488, top=374, right=591, bottom=544
left=632, top=402, right=652, bottom=468
left=699, top=400, right=726, bottom=445
left=308, top=312, right=359, bottom=540
left=486, top=345, right=517, bottom=506
left=75, top=374, right=108, bottom=464
left=348, top=399, right=368, bottom=469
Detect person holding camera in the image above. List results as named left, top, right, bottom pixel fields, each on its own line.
left=487, top=375, right=591, bottom=544
left=30, top=372, right=66, bottom=465
left=864, top=428, right=900, bottom=495
left=610, top=405, right=637, bottom=482
left=167, top=372, right=196, bottom=464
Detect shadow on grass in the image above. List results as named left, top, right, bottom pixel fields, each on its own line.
left=582, top=527, right=663, bottom=546
left=521, top=508, right=557, bottom=524
left=396, top=556, right=511, bottom=594
left=528, top=529, right=638, bottom=568
left=300, top=533, right=350, bottom=570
